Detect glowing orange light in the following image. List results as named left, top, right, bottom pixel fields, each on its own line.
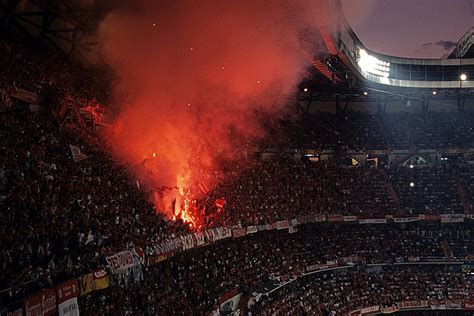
left=257, top=80, right=261, bottom=84
left=152, top=152, right=156, bottom=158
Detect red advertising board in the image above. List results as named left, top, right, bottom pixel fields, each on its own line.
left=56, top=280, right=79, bottom=304
left=25, top=288, right=56, bottom=316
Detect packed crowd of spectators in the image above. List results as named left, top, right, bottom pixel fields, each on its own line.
left=2, top=105, right=473, bottom=303
left=79, top=223, right=472, bottom=315
left=388, top=165, right=464, bottom=215
left=264, top=110, right=474, bottom=151
left=460, top=164, right=474, bottom=212
left=2, top=34, right=474, bottom=314
left=0, top=107, right=190, bottom=301
left=250, top=265, right=473, bottom=315
left=204, top=156, right=474, bottom=226
left=0, top=35, right=111, bottom=106
left=203, top=158, right=398, bottom=226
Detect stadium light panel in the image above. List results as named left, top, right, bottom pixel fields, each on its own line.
left=357, top=48, right=390, bottom=78
left=460, top=74, right=467, bottom=81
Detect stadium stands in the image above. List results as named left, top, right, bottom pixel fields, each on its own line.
left=1, top=36, right=473, bottom=315
left=250, top=265, right=472, bottom=315
left=267, top=111, right=474, bottom=151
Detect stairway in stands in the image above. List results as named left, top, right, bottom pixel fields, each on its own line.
left=457, top=181, right=471, bottom=214
left=440, top=240, right=454, bottom=259
left=378, top=169, right=401, bottom=210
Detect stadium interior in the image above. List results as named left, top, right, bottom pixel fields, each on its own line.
left=0, top=0, right=473, bottom=315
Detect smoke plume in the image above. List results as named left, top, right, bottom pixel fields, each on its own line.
left=98, top=0, right=317, bottom=218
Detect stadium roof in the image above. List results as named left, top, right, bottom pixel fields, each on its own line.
left=449, top=27, right=474, bottom=59
left=0, top=0, right=110, bottom=57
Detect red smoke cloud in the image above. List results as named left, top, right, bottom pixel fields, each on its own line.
left=98, top=0, right=317, bottom=220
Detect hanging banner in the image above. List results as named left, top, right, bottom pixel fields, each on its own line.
left=445, top=301, right=462, bottom=309
left=393, top=217, right=419, bottom=223
left=381, top=305, right=399, bottom=314
left=25, top=292, right=43, bottom=316
left=246, top=226, right=258, bottom=234
left=359, top=218, right=387, bottom=224
left=56, top=280, right=79, bottom=316
left=360, top=305, right=379, bottom=314
left=276, top=220, right=289, bottom=230
left=440, top=214, right=464, bottom=223
left=92, top=269, right=109, bottom=290
left=419, top=214, right=440, bottom=221
left=314, top=214, right=326, bottom=222
left=268, top=222, right=278, bottom=230
left=343, top=216, right=358, bottom=222
left=181, top=234, right=196, bottom=250
left=463, top=301, right=474, bottom=310
left=297, top=214, right=315, bottom=224
left=79, top=273, right=95, bottom=296
left=306, top=264, right=322, bottom=272
left=430, top=302, right=446, bottom=310
left=401, top=300, right=429, bottom=309
left=58, top=298, right=79, bottom=316
left=407, top=256, right=420, bottom=262
left=194, top=232, right=206, bottom=246
left=151, top=238, right=182, bottom=258
left=79, top=270, right=109, bottom=295
left=69, top=145, right=88, bottom=162
left=10, top=86, right=40, bottom=104
left=106, top=250, right=135, bottom=273
left=25, top=288, right=56, bottom=316
left=327, top=214, right=343, bottom=222
left=232, top=228, right=246, bottom=238
left=219, top=293, right=242, bottom=314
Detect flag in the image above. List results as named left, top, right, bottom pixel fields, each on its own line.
left=215, top=198, right=226, bottom=208
left=93, top=269, right=109, bottom=290
left=69, top=145, right=88, bottom=162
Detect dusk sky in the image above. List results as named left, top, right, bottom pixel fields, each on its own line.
left=342, top=0, right=474, bottom=58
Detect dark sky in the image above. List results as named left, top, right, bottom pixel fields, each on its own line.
left=342, top=0, right=474, bottom=58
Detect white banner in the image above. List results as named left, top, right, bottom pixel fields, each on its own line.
left=276, top=220, right=289, bottom=230
left=440, top=214, right=464, bottom=223
left=10, top=86, right=40, bottom=104
left=58, top=298, right=79, bottom=316
left=359, top=218, right=387, bottom=224
left=360, top=305, right=379, bottom=314
left=153, top=238, right=182, bottom=255
left=344, top=216, right=358, bottom=222
left=69, top=145, right=88, bottom=162
left=181, top=234, right=196, bottom=250
left=393, top=217, right=419, bottom=223
left=246, top=226, right=258, bottom=234
left=106, top=250, right=136, bottom=273
left=220, top=293, right=242, bottom=314
left=194, top=232, right=206, bottom=246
